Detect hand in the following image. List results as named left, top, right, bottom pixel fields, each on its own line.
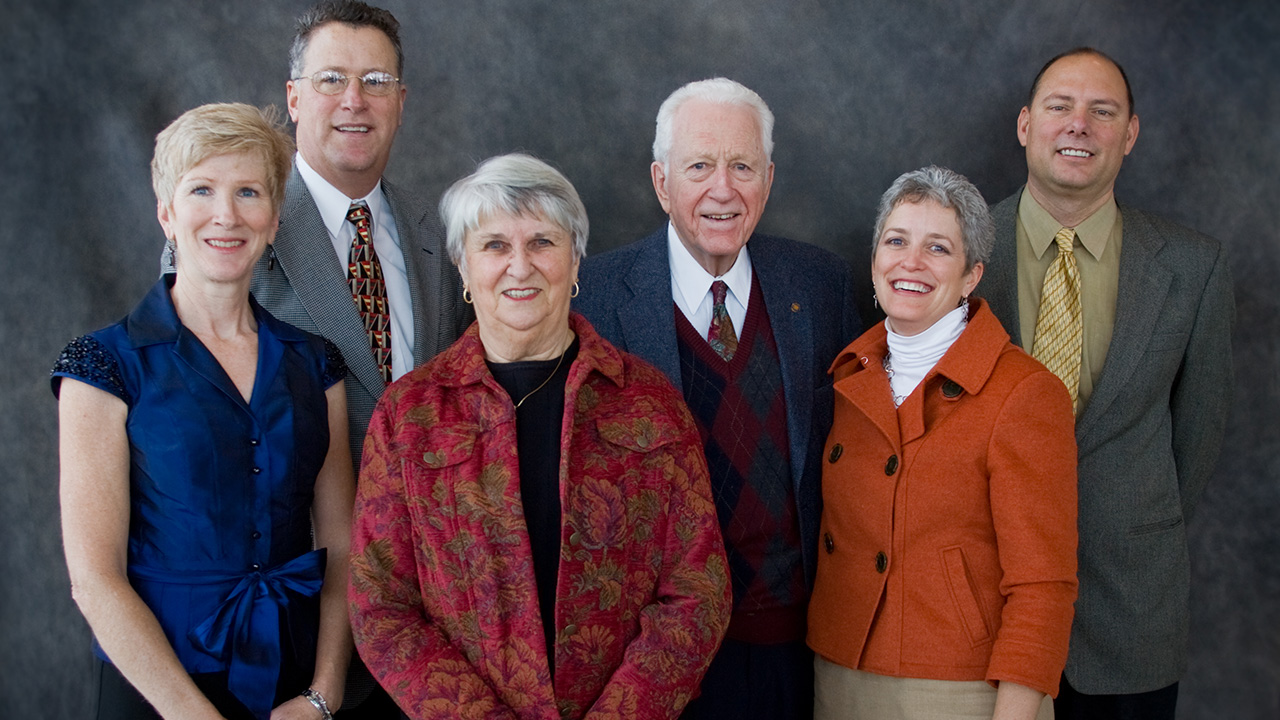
left=270, top=695, right=326, bottom=720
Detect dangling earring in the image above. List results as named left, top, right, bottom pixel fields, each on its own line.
left=872, top=293, right=879, bottom=309
left=570, top=281, right=580, bottom=298
left=462, top=287, right=473, bottom=304
left=959, top=295, right=970, bottom=316
left=266, top=244, right=277, bottom=271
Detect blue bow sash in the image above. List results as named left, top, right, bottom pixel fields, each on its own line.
left=129, top=549, right=327, bottom=719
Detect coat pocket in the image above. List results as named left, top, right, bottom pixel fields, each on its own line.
left=941, top=545, right=992, bottom=648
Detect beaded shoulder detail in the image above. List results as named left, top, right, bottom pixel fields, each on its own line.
left=51, top=334, right=130, bottom=404
left=321, top=338, right=348, bottom=389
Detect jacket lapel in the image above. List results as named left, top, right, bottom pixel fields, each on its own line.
left=273, top=171, right=388, bottom=399
left=619, top=229, right=683, bottom=384
left=383, top=178, right=445, bottom=368
left=1075, top=207, right=1172, bottom=448
left=832, top=339, right=900, bottom=452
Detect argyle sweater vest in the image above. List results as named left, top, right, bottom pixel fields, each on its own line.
left=675, top=276, right=806, bottom=644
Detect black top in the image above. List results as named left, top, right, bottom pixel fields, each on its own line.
left=486, top=337, right=579, bottom=674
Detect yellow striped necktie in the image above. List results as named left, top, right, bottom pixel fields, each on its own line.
left=1031, top=227, right=1083, bottom=412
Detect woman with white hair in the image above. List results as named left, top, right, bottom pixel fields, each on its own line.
left=349, top=153, right=731, bottom=719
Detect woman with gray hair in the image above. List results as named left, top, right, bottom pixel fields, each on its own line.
left=349, top=153, right=731, bottom=719
left=807, top=166, right=1079, bottom=720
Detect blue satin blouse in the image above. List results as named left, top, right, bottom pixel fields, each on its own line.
left=52, top=276, right=346, bottom=719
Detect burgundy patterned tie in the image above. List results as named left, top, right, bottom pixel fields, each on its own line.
left=706, top=280, right=738, bottom=361
left=346, top=203, right=392, bottom=384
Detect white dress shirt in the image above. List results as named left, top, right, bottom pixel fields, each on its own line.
left=295, top=152, right=415, bottom=380
left=666, top=221, right=752, bottom=337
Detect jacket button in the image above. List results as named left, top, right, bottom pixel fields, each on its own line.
left=249, top=438, right=259, bottom=446
left=824, top=532, right=835, bottom=554
left=251, top=467, right=261, bottom=475
left=942, top=380, right=962, bottom=398
left=884, top=454, right=898, bottom=475
left=875, top=551, right=888, bottom=573
left=250, top=531, right=261, bottom=540
left=828, top=444, right=843, bottom=463
left=250, top=563, right=262, bottom=571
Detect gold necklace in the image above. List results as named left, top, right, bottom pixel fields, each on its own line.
left=513, top=348, right=568, bottom=409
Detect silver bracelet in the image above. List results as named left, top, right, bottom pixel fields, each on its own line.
left=301, top=687, right=333, bottom=720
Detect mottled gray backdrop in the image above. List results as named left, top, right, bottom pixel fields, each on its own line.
left=3, top=0, right=1277, bottom=717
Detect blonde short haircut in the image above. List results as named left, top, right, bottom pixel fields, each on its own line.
left=151, top=103, right=294, bottom=212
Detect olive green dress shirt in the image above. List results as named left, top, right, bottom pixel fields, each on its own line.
left=1015, top=189, right=1122, bottom=413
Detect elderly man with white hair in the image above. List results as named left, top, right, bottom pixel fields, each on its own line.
left=575, top=77, right=862, bottom=720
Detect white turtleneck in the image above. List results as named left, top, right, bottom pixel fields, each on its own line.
left=884, top=304, right=969, bottom=406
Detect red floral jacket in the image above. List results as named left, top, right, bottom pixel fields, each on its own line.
left=350, top=314, right=731, bottom=719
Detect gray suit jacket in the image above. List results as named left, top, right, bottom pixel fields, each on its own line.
left=250, top=169, right=472, bottom=467
left=574, top=229, right=862, bottom=587
left=983, top=190, right=1234, bottom=694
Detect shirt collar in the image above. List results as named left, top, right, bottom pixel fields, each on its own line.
left=125, top=275, right=306, bottom=347
left=295, top=152, right=391, bottom=237
left=1018, top=188, right=1117, bottom=261
left=666, top=221, right=753, bottom=308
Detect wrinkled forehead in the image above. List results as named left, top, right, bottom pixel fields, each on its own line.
left=670, top=100, right=767, bottom=159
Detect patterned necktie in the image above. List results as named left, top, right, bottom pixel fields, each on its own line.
left=706, top=280, right=738, bottom=361
left=1031, top=227, right=1083, bottom=411
left=346, top=203, right=392, bottom=384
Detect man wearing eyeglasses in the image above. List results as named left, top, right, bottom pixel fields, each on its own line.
left=260, top=2, right=471, bottom=716
left=250, top=0, right=470, bottom=470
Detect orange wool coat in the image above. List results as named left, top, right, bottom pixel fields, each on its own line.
left=807, top=300, right=1078, bottom=698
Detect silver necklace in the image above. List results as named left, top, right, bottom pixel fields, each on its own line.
left=882, top=352, right=906, bottom=406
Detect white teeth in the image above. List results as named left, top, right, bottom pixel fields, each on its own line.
left=1060, top=148, right=1091, bottom=157
left=706, top=214, right=735, bottom=220
left=892, top=280, right=930, bottom=293
left=207, top=239, right=244, bottom=248
left=504, top=289, right=538, bottom=299
left=338, top=126, right=369, bottom=133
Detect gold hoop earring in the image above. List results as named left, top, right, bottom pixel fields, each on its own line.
left=570, top=281, right=580, bottom=298
left=462, top=287, right=473, bottom=304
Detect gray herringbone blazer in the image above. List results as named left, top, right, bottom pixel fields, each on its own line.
left=250, top=170, right=472, bottom=468
left=982, top=189, right=1234, bottom=694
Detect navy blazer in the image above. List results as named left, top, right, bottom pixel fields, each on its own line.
left=982, top=189, right=1235, bottom=694
left=574, top=228, right=862, bottom=586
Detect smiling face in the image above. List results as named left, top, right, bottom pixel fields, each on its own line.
left=463, top=211, right=580, bottom=362
left=651, top=99, right=774, bottom=277
left=872, top=200, right=983, bottom=337
left=1018, top=52, right=1140, bottom=216
left=286, top=23, right=405, bottom=198
left=159, top=152, right=279, bottom=289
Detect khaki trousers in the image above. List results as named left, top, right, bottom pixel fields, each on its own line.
left=814, top=656, right=1054, bottom=720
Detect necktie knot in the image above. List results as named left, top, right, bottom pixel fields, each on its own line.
left=347, top=202, right=371, bottom=227
left=1054, top=226, right=1075, bottom=254
left=710, top=280, right=728, bottom=306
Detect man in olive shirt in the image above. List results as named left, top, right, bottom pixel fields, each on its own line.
left=982, top=48, right=1234, bottom=720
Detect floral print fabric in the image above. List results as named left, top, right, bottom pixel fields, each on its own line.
left=350, top=314, right=731, bottom=719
